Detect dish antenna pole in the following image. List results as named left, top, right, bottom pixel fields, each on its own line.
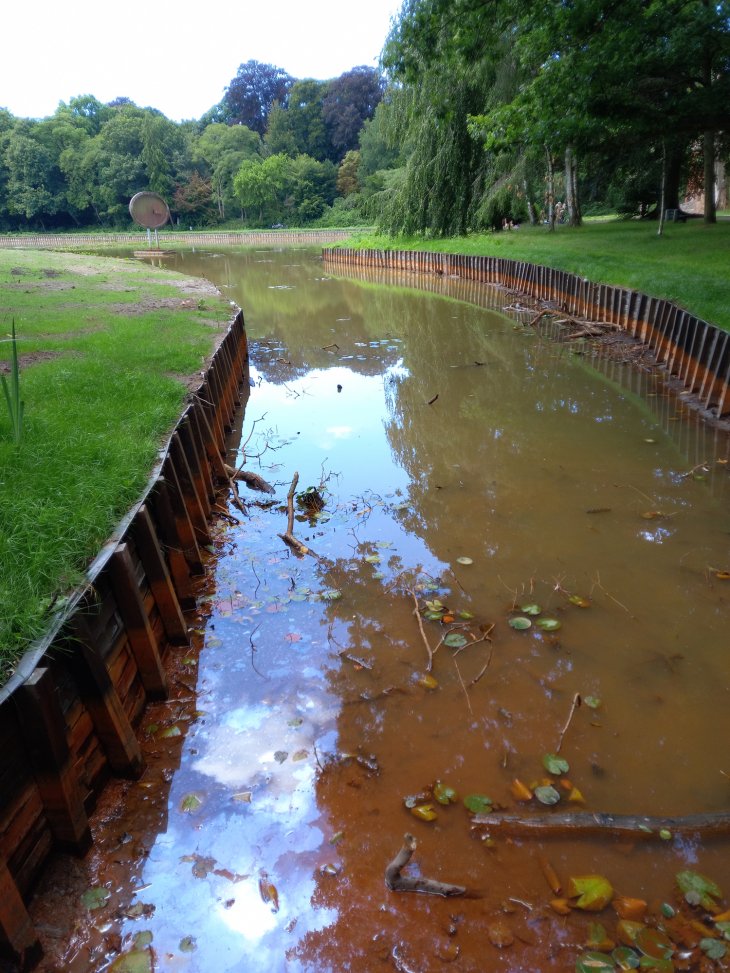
left=129, top=191, right=170, bottom=249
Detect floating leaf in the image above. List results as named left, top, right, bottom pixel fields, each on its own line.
left=616, top=921, right=644, bottom=947
left=587, top=922, right=613, bottom=952
left=364, top=554, right=381, bottom=564
left=133, top=932, right=153, bottom=949
left=433, top=781, right=458, bottom=805
left=537, top=618, right=562, bottom=632
left=456, top=556, right=473, bottom=565
left=464, top=794, right=493, bottom=814
left=543, top=753, right=570, bottom=775
left=568, top=875, right=614, bottom=912
left=676, top=870, right=723, bottom=911
left=109, top=950, right=152, bottom=973
left=511, top=779, right=533, bottom=801
left=180, top=793, right=202, bottom=813
left=716, top=920, right=730, bottom=939
left=160, top=724, right=182, bottom=738
left=612, top=946, right=640, bottom=970
left=179, top=936, right=197, bottom=953
left=274, top=750, right=288, bottom=764
left=613, top=898, right=647, bottom=922
left=444, top=632, right=468, bottom=648
left=424, top=611, right=445, bottom=621
left=715, top=570, right=730, bottom=580
left=292, top=749, right=308, bottom=761
left=520, top=603, right=542, bottom=615
left=320, top=863, right=340, bottom=876
left=635, top=927, right=673, bottom=960
left=329, top=831, right=344, bottom=846
left=487, top=918, right=514, bottom=948
left=81, top=887, right=110, bottom=911
left=584, top=696, right=601, bottom=709
left=232, top=791, right=252, bottom=804
left=321, top=588, right=342, bottom=601
left=258, top=872, right=279, bottom=912
left=569, top=594, right=591, bottom=608
left=535, top=785, right=561, bottom=806
left=701, top=939, right=727, bottom=961
left=509, top=616, right=532, bottom=630
left=417, top=673, right=439, bottom=690
left=284, top=632, right=301, bottom=642
left=410, top=804, right=438, bottom=822
left=659, top=828, right=672, bottom=841
left=575, top=951, right=615, bottom=972
left=458, top=610, right=475, bottom=620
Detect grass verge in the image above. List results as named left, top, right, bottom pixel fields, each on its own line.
left=342, top=219, right=730, bottom=333
left=0, top=249, right=230, bottom=677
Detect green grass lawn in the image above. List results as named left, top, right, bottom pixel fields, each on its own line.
left=344, top=219, right=730, bottom=332
left=0, top=249, right=230, bottom=675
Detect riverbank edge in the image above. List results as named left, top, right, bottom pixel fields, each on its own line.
left=322, top=247, right=730, bottom=425
left=0, top=308, right=249, bottom=969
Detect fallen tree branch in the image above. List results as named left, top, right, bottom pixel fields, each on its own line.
left=224, top=463, right=275, bottom=495
left=471, top=810, right=730, bottom=840
left=385, top=833, right=466, bottom=896
left=556, top=691, right=581, bottom=753
left=278, top=471, right=319, bottom=559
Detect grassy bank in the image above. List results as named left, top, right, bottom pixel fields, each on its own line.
left=344, top=219, right=730, bottom=333
left=0, top=250, right=230, bottom=676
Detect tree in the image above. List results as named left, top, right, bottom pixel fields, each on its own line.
left=284, top=79, right=330, bottom=160
left=322, top=67, right=385, bottom=160
left=195, top=122, right=261, bottom=219
left=223, top=60, right=293, bottom=135
left=337, top=150, right=361, bottom=196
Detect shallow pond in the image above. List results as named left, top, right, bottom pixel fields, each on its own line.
left=32, top=247, right=730, bottom=972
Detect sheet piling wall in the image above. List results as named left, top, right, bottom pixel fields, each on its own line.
left=323, top=247, right=730, bottom=421
left=0, top=311, right=248, bottom=969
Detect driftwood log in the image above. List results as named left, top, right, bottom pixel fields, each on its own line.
left=224, top=463, right=275, bottom=495
left=472, top=810, right=730, bottom=841
left=385, top=833, right=466, bottom=897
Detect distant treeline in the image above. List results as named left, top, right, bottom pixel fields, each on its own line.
left=3, top=3, right=729, bottom=238
left=0, top=62, right=386, bottom=231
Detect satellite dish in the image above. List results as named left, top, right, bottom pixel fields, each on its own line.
left=129, top=191, right=170, bottom=229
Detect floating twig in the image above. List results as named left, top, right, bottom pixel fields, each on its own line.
left=410, top=590, right=435, bottom=671
left=278, top=472, right=319, bottom=559
left=427, top=393, right=439, bottom=405
left=453, top=656, right=473, bottom=715
left=385, top=833, right=466, bottom=896
left=472, top=810, right=730, bottom=840
left=556, top=692, right=581, bottom=753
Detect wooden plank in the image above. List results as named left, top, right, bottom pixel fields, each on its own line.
left=169, top=432, right=211, bottom=544
left=162, top=458, right=204, bottom=575
left=0, top=850, right=41, bottom=967
left=149, top=482, right=196, bottom=609
left=108, top=544, right=168, bottom=699
left=14, top=668, right=92, bottom=853
left=132, top=505, right=189, bottom=645
left=65, top=615, right=145, bottom=779
left=178, top=414, right=212, bottom=514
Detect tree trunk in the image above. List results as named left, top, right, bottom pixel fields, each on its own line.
left=663, top=143, right=683, bottom=211
left=704, top=131, right=717, bottom=223
left=524, top=179, right=537, bottom=226
left=716, top=158, right=728, bottom=210
left=657, top=141, right=666, bottom=237
left=545, top=145, right=555, bottom=231
left=564, top=146, right=582, bottom=226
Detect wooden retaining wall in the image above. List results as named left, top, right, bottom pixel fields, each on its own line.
left=0, top=229, right=354, bottom=250
left=0, top=312, right=249, bottom=969
left=323, top=248, right=730, bottom=421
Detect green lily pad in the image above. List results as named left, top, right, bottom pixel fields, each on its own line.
left=81, top=886, right=111, bottom=911
left=321, top=588, right=342, bottom=601
left=612, top=946, right=640, bottom=970
left=444, top=632, right=468, bottom=648
left=180, top=793, right=202, bottom=814
left=364, top=555, right=381, bottom=564
left=543, top=753, right=570, bottom=775
left=568, top=874, right=614, bottom=912
left=509, top=616, right=532, bottom=630
left=676, top=870, right=723, bottom=911
left=109, top=950, right=152, bottom=973
left=534, top=785, right=561, bottom=806
left=537, top=617, right=562, bottom=632
left=410, top=804, right=438, bottom=821
left=463, top=794, right=493, bottom=814
left=433, top=781, right=458, bottom=805
left=700, top=938, right=727, bottom=961
left=458, top=610, right=475, bottom=620
left=584, top=696, right=601, bottom=709
left=179, top=936, right=197, bottom=953
left=520, top=603, right=542, bottom=615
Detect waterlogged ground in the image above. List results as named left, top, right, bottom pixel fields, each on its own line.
left=30, top=248, right=730, bottom=973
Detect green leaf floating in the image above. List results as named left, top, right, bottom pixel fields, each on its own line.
left=444, top=632, right=468, bottom=648
left=81, top=886, right=111, bottom=911
left=537, top=617, right=562, bottom=632
left=568, top=875, right=614, bottom=912
left=543, top=753, right=570, bottom=775
left=509, top=616, right=532, bottom=630
left=676, top=870, right=723, bottom=911
left=534, top=785, right=561, bottom=805
left=612, top=946, right=640, bottom=970
left=464, top=794, right=493, bottom=814
left=433, top=781, right=458, bottom=805
left=520, top=603, right=542, bottom=615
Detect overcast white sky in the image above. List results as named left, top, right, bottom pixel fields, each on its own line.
left=2, top=0, right=403, bottom=121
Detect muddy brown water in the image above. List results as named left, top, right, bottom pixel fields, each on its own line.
left=28, top=247, right=730, bottom=972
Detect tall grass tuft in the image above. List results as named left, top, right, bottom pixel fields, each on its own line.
left=1, top=319, right=23, bottom=445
